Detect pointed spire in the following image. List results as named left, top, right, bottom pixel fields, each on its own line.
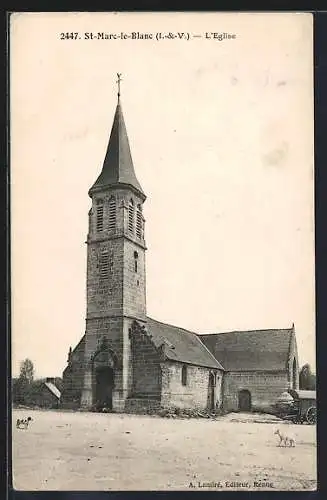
left=89, top=74, right=145, bottom=199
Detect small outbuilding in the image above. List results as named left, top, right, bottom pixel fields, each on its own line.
left=32, top=377, right=62, bottom=409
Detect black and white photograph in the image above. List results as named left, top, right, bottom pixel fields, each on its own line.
left=10, top=12, right=316, bottom=491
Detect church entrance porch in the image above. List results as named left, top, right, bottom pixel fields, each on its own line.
left=94, top=366, right=114, bottom=410
left=238, top=389, right=252, bottom=411
left=85, top=336, right=122, bottom=412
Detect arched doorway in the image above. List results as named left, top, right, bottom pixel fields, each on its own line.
left=292, top=358, right=297, bottom=389
left=95, top=366, right=114, bottom=410
left=92, top=337, right=118, bottom=411
left=208, top=372, right=216, bottom=410
left=238, top=389, right=251, bottom=411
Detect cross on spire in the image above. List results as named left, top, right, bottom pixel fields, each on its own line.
left=116, top=73, right=122, bottom=100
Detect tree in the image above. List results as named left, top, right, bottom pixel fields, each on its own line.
left=12, top=359, right=35, bottom=406
left=19, top=358, right=34, bottom=384
left=299, top=364, right=316, bottom=390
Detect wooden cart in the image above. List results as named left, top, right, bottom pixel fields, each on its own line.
left=275, top=389, right=316, bottom=424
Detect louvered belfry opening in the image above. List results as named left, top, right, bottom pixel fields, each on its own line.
left=136, top=204, right=142, bottom=239
left=96, top=199, right=104, bottom=232
left=128, top=198, right=134, bottom=234
left=108, top=196, right=116, bottom=231
left=99, top=250, right=110, bottom=281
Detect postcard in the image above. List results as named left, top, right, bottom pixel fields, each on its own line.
left=10, top=11, right=316, bottom=491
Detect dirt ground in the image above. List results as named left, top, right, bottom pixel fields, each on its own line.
left=12, top=409, right=317, bottom=491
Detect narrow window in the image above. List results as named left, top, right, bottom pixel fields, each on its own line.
left=134, top=251, right=138, bottom=273
left=108, top=196, right=116, bottom=231
left=99, top=250, right=110, bottom=280
left=128, top=199, right=134, bottom=234
left=136, top=204, right=143, bottom=239
left=96, top=198, right=104, bottom=232
left=181, top=365, right=187, bottom=386
left=109, top=254, right=113, bottom=273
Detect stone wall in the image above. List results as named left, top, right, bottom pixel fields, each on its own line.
left=86, top=239, right=124, bottom=317
left=125, top=398, right=161, bottom=414
left=130, top=326, right=162, bottom=398
left=161, top=361, right=223, bottom=410
left=61, top=337, right=85, bottom=408
left=123, top=238, right=146, bottom=319
left=86, top=188, right=146, bottom=321
left=81, top=317, right=130, bottom=409
left=86, top=230, right=146, bottom=320
left=84, top=317, right=124, bottom=366
left=222, top=370, right=290, bottom=412
left=80, top=186, right=147, bottom=410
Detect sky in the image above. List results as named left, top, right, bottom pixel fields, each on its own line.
left=10, top=12, right=315, bottom=378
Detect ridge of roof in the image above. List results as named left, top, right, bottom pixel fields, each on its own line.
left=199, top=327, right=293, bottom=337
left=146, top=316, right=198, bottom=336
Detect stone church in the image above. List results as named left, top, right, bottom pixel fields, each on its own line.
left=62, top=84, right=299, bottom=414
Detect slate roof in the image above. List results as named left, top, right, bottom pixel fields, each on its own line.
left=89, top=99, right=145, bottom=198
left=146, top=317, right=224, bottom=370
left=69, top=322, right=293, bottom=373
left=199, top=328, right=293, bottom=372
left=44, top=382, right=61, bottom=400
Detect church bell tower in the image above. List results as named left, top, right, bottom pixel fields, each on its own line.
left=81, top=75, right=147, bottom=410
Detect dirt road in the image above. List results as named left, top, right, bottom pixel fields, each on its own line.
left=12, top=409, right=316, bottom=491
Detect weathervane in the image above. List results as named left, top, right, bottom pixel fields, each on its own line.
left=116, top=73, right=122, bottom=99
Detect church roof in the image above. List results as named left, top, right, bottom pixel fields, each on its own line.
left=68, top=325, right=294, bottom=373
left=146, top=317, right=224, bottom=370
left=199, top=328, right=294, bottom=372
left=89, top=99, right=145, bottom=198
